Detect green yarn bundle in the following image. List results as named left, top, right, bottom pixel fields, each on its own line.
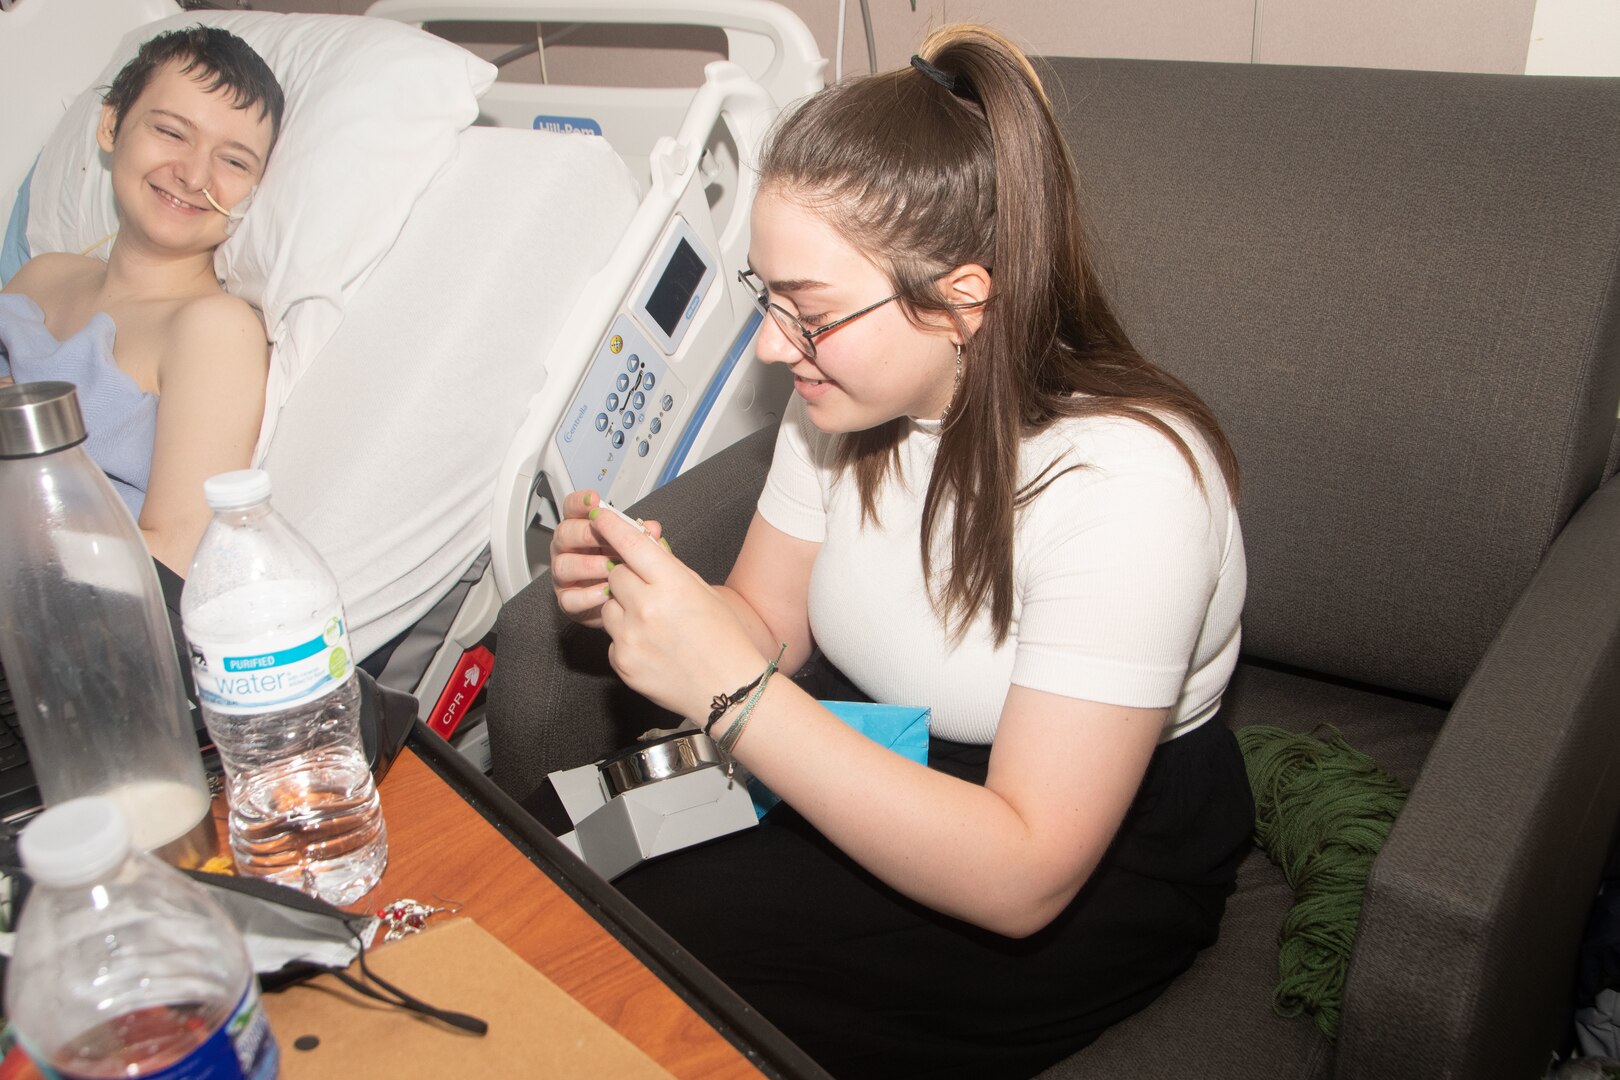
left=1236, top=724, right=1409, bottom=1041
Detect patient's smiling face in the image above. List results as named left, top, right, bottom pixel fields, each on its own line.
left=97, top=59, right=274, bottom=256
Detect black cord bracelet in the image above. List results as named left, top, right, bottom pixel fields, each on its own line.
left=705, top=672, right=766, bottom=735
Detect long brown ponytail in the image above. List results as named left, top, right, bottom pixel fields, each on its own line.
left=758, top=25, right=1239, bottom=644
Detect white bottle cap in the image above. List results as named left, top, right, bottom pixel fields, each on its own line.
left=204, top=469, right=273, bottom=511
left=19, top=797, right=133, bottom=888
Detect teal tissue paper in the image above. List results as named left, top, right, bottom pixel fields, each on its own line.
left=748, top=700, right=931, bottom=818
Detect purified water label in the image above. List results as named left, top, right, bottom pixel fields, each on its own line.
left=189, top=607, right=352, bottom=715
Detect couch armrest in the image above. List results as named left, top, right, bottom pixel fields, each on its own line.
left=1336, top=476, right=1620, bottom=1080
left=485, top=423, right=780, bottom=804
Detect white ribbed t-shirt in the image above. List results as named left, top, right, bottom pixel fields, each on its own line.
left=756, top=396, right=1246, bottom=745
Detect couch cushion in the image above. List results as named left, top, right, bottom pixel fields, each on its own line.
left=1222, top=661, right=1442, bottom=789
left=1039, top=661, right=1446, bottom=1079
left=1042, top=58, right=1620, bottom=702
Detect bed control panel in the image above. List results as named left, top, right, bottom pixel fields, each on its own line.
left=553, top=213, right=735, bottom=506
left=554, top=313, right=687, bottom=497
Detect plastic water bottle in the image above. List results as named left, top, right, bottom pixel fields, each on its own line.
left=181, top=470, right=386, bottom=904
left=6, top=796, right=280, bottom=1078
left=0, top=382, right=215, bottom=864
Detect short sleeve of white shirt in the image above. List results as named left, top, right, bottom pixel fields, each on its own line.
left=1010, top=419, right=1244, bottom=736
left=757, top=397, right=834, bottom=544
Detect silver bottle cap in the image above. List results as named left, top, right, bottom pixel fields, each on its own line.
left=0, top=382, right=88, bottom=459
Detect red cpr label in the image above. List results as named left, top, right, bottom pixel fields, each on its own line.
left=427, top=644, right=495, bottom=739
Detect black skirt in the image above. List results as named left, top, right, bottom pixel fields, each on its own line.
left=613, top=666, right=1255, bottom=1080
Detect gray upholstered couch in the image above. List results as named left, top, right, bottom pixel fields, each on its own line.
left=486, top=58, right=1620, bottom=1079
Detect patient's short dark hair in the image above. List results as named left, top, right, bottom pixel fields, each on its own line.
left=104, top=26, right=285, bottom=152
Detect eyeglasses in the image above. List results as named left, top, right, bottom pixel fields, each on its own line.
left=738, top=269, right=899, bottom=361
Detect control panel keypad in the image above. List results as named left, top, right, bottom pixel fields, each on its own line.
left=558, top=315, right=685, bottom=496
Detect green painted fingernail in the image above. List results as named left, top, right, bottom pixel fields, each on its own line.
left=605, top=558, right=616, bottom=570
left=588, top=508, right=600, bottom=521
left=583, top=492, right=595, bottom=507
left=660, top=538, right=671, bottom=552
left=603, top=584, right=612, bottom=598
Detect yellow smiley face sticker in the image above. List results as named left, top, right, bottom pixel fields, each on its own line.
left=609, top=335, right=624, bottom=354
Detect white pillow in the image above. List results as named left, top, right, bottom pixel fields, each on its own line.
left=26, top=11, right=496, bottom=461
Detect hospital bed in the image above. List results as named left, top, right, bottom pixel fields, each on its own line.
left=1, top=0, right=825, bottom=764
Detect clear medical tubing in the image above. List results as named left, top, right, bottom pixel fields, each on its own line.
left=0, top=382, right=214, bottom=864
left=182, top=469, right=386, bottom=904
left=6, top=797, right=280, bottom=1079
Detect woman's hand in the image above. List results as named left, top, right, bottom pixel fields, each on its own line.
left=550, top=490, right=662, bottom=628
left=590, top=506, right=768, bottom=723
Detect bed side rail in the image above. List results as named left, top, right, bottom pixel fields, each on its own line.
left=480, top=56, right=790, bottom=600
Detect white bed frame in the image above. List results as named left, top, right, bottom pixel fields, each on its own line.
left=361, top=1, right=824, bottom=757
left=372, top=0, right=823, bottom=184
left=370, top=0, right=822, bottom=589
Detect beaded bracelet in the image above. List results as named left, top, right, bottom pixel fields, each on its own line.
left=718, top=643, right=788, bottom=770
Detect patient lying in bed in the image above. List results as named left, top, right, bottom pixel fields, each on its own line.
left=0, top=25, right=282, bottom=574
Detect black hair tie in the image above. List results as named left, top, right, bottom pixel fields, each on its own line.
left=910, top=54, right=979, bottom=103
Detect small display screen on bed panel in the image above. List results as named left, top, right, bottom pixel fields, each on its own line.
left=644, top=238, right=707, bottom=336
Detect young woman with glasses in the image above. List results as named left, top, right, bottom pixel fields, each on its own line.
left=549, top=24, right=1252, bottom=1079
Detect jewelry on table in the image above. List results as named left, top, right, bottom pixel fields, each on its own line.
left=376, top=897, right=461, bottom=941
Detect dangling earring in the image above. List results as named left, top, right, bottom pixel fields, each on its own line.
left=937, top=342, right=964, bottom=427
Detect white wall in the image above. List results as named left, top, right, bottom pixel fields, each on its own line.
left=261, top=0, right=1620, bottom=82
left=1526, top=0, right=1620, bottom=74
left=808, top=0, right=1535, bottom=76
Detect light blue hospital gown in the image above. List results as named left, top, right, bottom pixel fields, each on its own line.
left=0, top=293, right=156, bottom=518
